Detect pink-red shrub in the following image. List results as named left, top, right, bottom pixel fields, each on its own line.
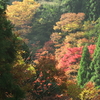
left=57, top=45, right=95, bottom=71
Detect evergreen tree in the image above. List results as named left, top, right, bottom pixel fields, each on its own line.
left=64, top=0, right=83, bottom=13
left=63, top=0, right=100, bottom=21
left=77, top=45, right=91, bottom=88
left=0, top=0, right=24, bottom=99
left=30, top=4, right=62, bottom=47
left=88, top=0, right=100, bottom=21
left=81, top=0, right=89, bottom=20
left=76, top=0, right=100, bottom=21
left=89, top=35, right=100, bottom=88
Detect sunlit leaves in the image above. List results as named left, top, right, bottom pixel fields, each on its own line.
left=50, top=13, right=87, bottom=51
left=6, top=0, right=40, bottom=38
left=11, top=50, right=35, bottom=91
left=53, top=13, right=85, bottom=33
left=79, top=82, right=99, bottom=100
left=0, top=2, right=25, bottom=99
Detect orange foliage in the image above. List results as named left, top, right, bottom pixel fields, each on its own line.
left=54, top=13, right=85, bottom=33
left=34, top=40, right=54, bottom=60
left=31, top=54, right=68, bottom=99
left=55, top=43, right=71, bottom=61
left=50, top=32, right=62, bottom=48
left=64, top=64, right=80, bottom=81
left=34, top=54, right=67, bottom=86
left=63, top=31, right=96, bottom=47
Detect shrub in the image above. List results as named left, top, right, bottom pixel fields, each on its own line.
left=66, top=80, right=83, bottom=100
left=79, top=82, right=99, bottom=100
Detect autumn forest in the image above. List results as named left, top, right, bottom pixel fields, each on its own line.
left=1, top=0, right=100, bottom=100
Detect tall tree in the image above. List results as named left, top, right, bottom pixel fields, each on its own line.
left=77, top=45, right=91, bottom=88
left=6, top=0, right=40, bottom=44
left=0, top=0, right=24, bottom=99
left=89, top=35, right=100, bottom=88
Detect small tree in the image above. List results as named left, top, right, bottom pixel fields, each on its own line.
left=77, top=45, right=91, bottom=88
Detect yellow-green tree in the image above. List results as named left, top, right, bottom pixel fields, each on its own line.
left=53, top=13, right=85, bottom=33
left=6, top=0, right=40, bottom=42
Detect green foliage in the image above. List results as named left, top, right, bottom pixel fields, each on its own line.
left=77, top=45, right=91, bottom=88
left=83, top=19, right=100, bottom=44
left=88, top=0, right=100, bottom=21
left=11, top=50, right=36, bottom=91
left=30, top=3, right=62, bottom=47
left=61, top=0, right=100, bottom=21
left=94, top=18, right=100, bottom=33
left=64, top=0, right=83, bottom=13
left=3, top=0, right=100, bottom=99
left=0, top=0, right=25, bottom=99
left=0, top=0, right=7, bottom=13
left=89, top=35, right=100, bottom=88
left=66, top=80, right=83, bottom=100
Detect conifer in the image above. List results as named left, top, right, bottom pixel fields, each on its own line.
left=0, top=0, right=24, bottom=99
left=77, top=45, right=91, bottom=88
left=89, top=0, right=100, bottom=21
left=89, top=35, right=100, bottom=88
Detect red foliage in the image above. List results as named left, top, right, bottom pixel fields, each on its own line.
left=57, top=45, right=95, bottom=71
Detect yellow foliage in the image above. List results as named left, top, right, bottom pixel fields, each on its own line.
left=83, top=21, right=95, bottom=31
left=27, top=64, right=36, bottom=74
left=79, top=82, right=99, bottom=100
left=38, top=18, right=43, bottom=23
left=11, top=50, right=36, bottom=92
left=62, top=22, right=81, bottom=32
left=79, top=88, right=97, bottom=100
left=63, top=32, right=85, bottom=47
left=59, top=32, right=62, bottom=35
left=53, top=13, right=85, bottom=33
left=6, top=0, right=40, bottom=36
left=7, top=0, right=40, bottom=22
